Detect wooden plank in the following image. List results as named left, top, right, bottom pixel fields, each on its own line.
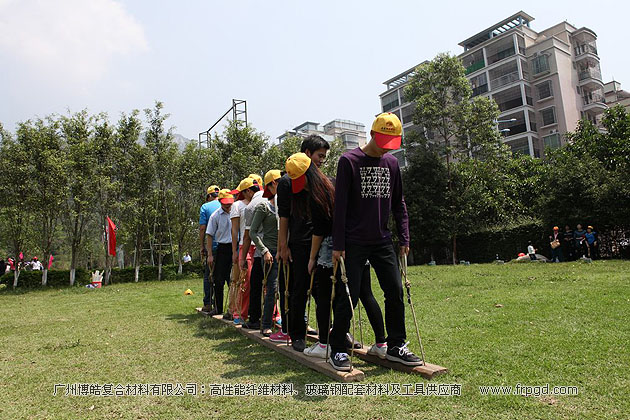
left=196, top=308, right=364, bottom=382
left=352, top=347, right=448, bottom=380
left=306, top=332, right=447, bottom=379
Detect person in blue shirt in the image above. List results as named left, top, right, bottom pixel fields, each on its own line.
left=199, top=185, right=221, bottom=313
left=585, top=226, right=599, bottom=259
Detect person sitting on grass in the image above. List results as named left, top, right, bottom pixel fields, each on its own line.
left=527, top=241, right=537, bottom=261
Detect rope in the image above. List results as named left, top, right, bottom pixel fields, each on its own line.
left=306, top=270, right=316, bottom=335
left=260, top=260, right=272, bottom=334
left=399, top=253, right=426, bottom=365
left=337, top=256, right=356, bottom=365
left=325, top=260, right=338, bottom=363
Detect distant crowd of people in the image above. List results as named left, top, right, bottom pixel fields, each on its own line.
left=548, top=224, right=599, bottom=262
left=0, top=255, right=45, bottom=275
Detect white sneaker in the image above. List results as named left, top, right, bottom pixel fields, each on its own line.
left=367, top=343, right=387, bottom=359
left=303, top=341, right=328, bottom=359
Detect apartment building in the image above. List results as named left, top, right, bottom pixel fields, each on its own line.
left=604, top=80, right=630, bottom=113
left=277, top=119, right=367, bottom=150
left=379, top=11, right=607, bottom=162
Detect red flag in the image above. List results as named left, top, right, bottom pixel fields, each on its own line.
left=106, top=217, right=117, bottom=256
left=48, top=254, right=54, bottom=269
left=18, top=252, right=23, bottom=260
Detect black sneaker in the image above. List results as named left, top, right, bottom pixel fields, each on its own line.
left=345, top=332, right=362, bottom=349
left=292, top=339, right=306, bottom=352
left=208, top=308, right=219, bottom=316
left=328, top=352, right=351, bottom=371
left=242, top=321, right=260, bottom=330
left=222, top=312, right=233, bottom=321
left=307, top=325, right=318, bottom=336
left=385, top=342, right=423, bottom=366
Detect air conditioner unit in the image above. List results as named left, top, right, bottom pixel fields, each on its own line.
left=550, top=129, right=558, bottom=134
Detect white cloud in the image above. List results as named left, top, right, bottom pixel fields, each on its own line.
left=0, top=0, right=148, bottom=85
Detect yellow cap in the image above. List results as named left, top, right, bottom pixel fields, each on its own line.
left=248, top=173, right=263, bottom=187
left=587, top=225, right=593, bottom=230
left=218, top=188, right=235, bottom=204
left=263, top=170, right=282, bottom=198
left=230, top=177, right=256, bottom=194
left=286, top=153, right=311, bottom=193
left=264, top=170, right=282, bottom=187
left=207, top=185, right=220, bottom=195
left=371, top=112, right=402, bottom=150
left=184, top=289, right=194, bottom=295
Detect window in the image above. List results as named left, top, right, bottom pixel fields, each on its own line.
left=381, top=91, right=399, bottom=112
left=536, top=81, right=553, bottom=100
left=540, top=107, right=556, bottom=126
left=532, top=54, right=550, bottom=75
left=401, top=105, right=414, bottom=125
left=470, top=73, right=488, bottom=96
left=543, top=133, right=561, bottom=150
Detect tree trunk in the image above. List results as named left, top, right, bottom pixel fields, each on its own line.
left=13, top=268, right=20, bottom=288
left=135, top=264, right=140, bottom=282
left=158, top=253, right=163, bottom=281
left=70, top=244, right=78, bottom=285
left=42, top=268, right=48, bottom=286
left=177, top=239, right=183, bottom=275
left=452, top=234, right=457, bottom=265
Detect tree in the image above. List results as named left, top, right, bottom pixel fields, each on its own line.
left=210, top=121, right=269, bottom=188
left=19, top=117, right=67, bottom=286
left=402, top=132, right=449, bottom=262
left=171, top=141, right=208, bottom=272
left=404, top=53, right=501, bottom=263
left=261, top=135, right=301, bottom=173
left=115, top=110, right=145, bottom=279
left=61, top=111, right=97, bottom=285
left=144, top=102, right=178, bottom=281
left=321, top=137, right=345, bottom=178
left=0, top=125, right=35, bottom=287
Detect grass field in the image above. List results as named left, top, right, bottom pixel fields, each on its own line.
left=1, top=261, right=628, bottom=419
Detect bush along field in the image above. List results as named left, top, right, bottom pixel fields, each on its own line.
left=0, top=260, right=628, bottom=420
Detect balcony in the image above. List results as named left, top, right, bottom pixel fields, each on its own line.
left=472, top=84, right=489, bottom=97
left=583, top=93, right=605, bottom=105
left=490, top=71, right=520, bottom=90
left=487, top=47, right=516, bottom=65
left=465, top=59, right=485, bottom=75
left=579, top=67, right=602, bottom=81
left=575, top=43, right=598, bottom=57
left=583, top=93, right=607, bottom=114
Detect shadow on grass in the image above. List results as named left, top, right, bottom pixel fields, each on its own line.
left=166, top=311, right=402, bottom=400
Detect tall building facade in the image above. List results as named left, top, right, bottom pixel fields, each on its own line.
left=277, top=119, right=367, bottom=150
left=379, top=11, right=607, bottom=162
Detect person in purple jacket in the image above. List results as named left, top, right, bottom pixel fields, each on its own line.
left=328, top=112, right=421, bottom=371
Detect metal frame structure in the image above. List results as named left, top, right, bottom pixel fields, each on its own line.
left=198, top=99, right=248, bottom=148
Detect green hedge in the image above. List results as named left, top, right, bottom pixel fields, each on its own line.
left=0, top=263, right=204, bottom=289
left=456, top=220, right=546, bottom=263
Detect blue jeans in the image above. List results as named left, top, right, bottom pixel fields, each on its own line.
left=261, top=252, right=279, bottom=330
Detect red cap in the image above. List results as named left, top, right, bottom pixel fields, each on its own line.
left=291, top=174, right=306, bottom=193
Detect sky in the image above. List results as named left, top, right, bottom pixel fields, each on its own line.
left=1, top=0, right=627, bottom=143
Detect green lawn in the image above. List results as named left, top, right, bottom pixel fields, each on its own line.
left=1, top=261, right=628, bottom=419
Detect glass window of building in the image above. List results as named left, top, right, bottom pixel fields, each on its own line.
left=543, top=133, right=561, bottom=150
left=540, top=107, right=556, bottom=126
left=532, top=54, right=550, bottom=75
left=381, top=91, right=400, bottom=112
left=536, top=80, right=553, bottom=100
